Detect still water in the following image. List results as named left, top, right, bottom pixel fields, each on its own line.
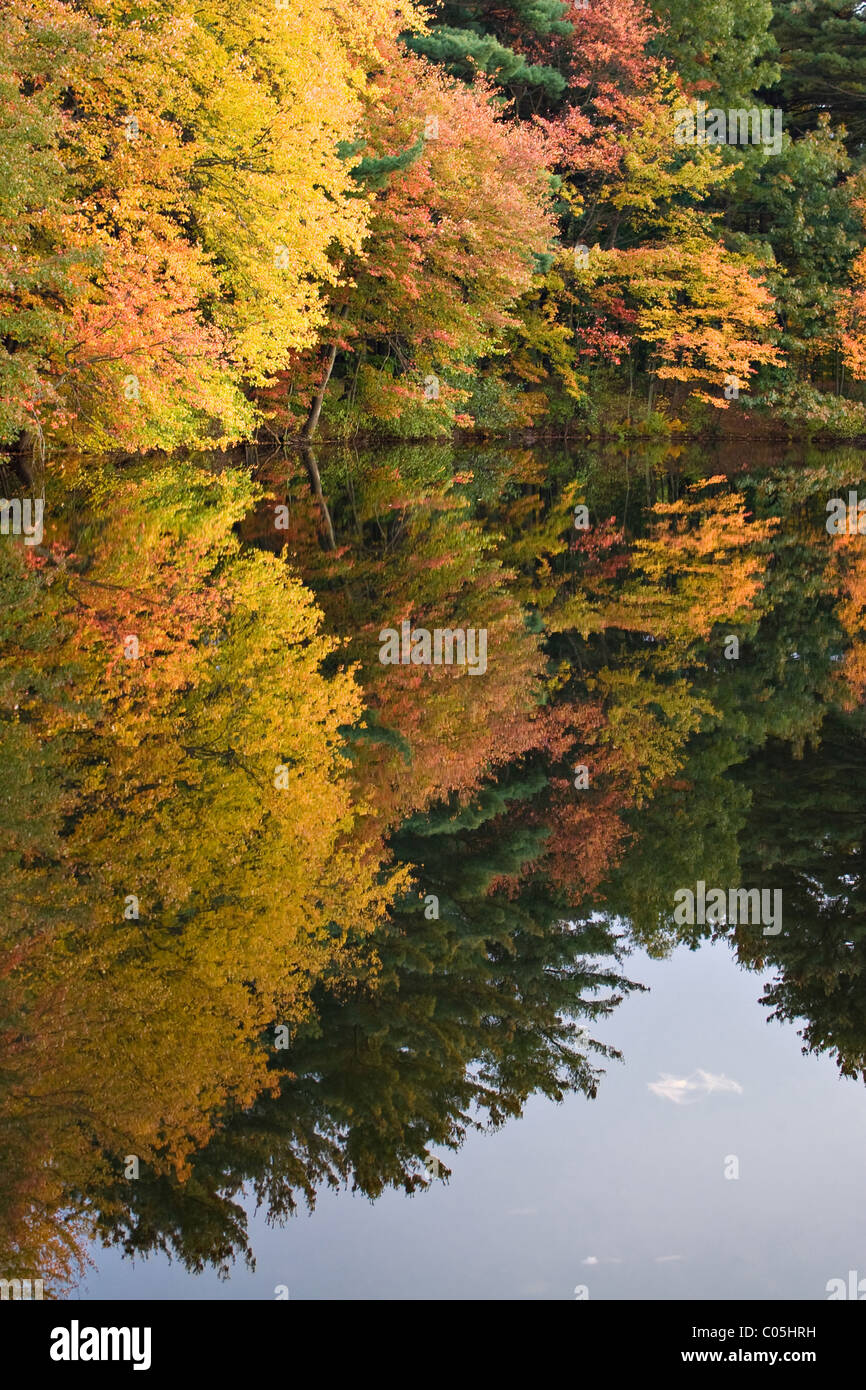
left=2, top=440, right=865, bottom=1300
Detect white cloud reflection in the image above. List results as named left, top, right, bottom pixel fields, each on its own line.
left=648, top=1069, right=743, bottom=1105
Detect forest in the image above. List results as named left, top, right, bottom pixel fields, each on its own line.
left=3, top=0, right=866, bottom=453
left=4, top=2, right=866, bottom=1302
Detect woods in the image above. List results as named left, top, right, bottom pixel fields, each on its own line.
left=3, top=0, right=866, bottom=453
left=4, top=1, right=866, bottom=1307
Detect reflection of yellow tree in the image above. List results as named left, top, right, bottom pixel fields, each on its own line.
left=585, top=668, right=716, bottom=808
left=0, top=463, right=405, bottom=1287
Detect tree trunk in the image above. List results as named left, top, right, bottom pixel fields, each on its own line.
left=12, top=427, right=42, bottom=485
left=301, top=446, right=336, bottom=550
left=302, top=341, right=338, bottom=441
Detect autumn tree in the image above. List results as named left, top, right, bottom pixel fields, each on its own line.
left=273, top=44, right=556, bottom=439
left=2, top=0, right=424, bottom=452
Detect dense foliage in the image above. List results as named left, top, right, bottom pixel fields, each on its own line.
left=3, top=0, right=866, bottom=449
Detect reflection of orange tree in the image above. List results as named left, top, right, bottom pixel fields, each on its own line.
left=827, top=526, right=866, bottom=707
left=599, top=482, right=777, bottom=647
left=578, top=483, right=777, bottom=798
left=358, top=577, right=562, bottom=824
left=266, top=459, right=571, bottom=828
left=0, top=462, right=406, bottom=1288
left=482, top=476, right=778, bottom=903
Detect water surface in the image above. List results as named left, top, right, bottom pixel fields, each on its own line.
left=2, top=439, right=864, bottom=1299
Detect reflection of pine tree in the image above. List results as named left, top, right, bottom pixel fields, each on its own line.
left=87, top=764, right=641, bottom=1276
left=737, top=711, right=866, bottom=1082
left=399, top=766, right=549, bottom=837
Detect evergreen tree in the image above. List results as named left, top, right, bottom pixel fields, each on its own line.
left=404, top=0, right=573, bottom=111
left=768, top=0, right=866, bottom=148
left=650, top=0, right=779, bottom=110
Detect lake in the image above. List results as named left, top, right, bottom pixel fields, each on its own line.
left=2, top=438, right=865, bottom=1301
